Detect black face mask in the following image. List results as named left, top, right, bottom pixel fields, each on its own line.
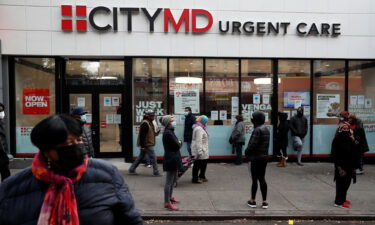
left=55, top=143, right=86, bottom=172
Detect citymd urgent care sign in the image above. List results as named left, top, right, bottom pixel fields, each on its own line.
left=23, top=89, right=50, bottom=115
left=61, top=5, right=341, bottom=36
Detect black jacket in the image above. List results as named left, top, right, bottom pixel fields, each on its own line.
left=277, top=113, right=289, bottom=148
left=245, top=125, right=270, bottom=160
left=183, top=113, right=196, bottom=142
left=82, top=125, right=95, bottom=157
left=162, top=128, right=182, bottom=172
left=0, top=121, right=9, bottom=167
left=353, top=120, right=369, bottom=153
left=290, top=115, right=308, bottom=138
left=0, top=159, right=143, bottom=225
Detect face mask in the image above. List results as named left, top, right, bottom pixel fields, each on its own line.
left=184, top=112, right=189, bottom=116
left=55, top=143, right=86, bottom=172
left=171, top=121, right=177, bottom=128
left=80, top=114, right=87, bottom=123
left=0, top=112, right=5, bottom=119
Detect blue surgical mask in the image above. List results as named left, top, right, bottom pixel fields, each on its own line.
left=184, top=112, right=189, bottom=116
left=171, top=121, right=177, bottom=128
left=80, top=114, right=87, bottom=123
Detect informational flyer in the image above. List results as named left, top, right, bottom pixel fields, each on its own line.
left=211, top=111, right=219, bottom=120
left=253, top=94, right=261, bottom=104
left=365, top=98, right=372, bottom=109
left=219, top=110, right=227, bottom=120
left=294, top=100, right=302, bottom=109
left=86, top=114, right=92, bottom=123
left=358, top=95, right=365, bottom=106
left=284, top=92, right=310, bottom=108
left=114, top=114, right=121, bottom=124
left=350, top=96, right=358, bottom=106
left=303, top=106, right=311, bottom=117
left=77, top=97, right=85, bottom=107
left=112, top=97, right=120, bottom=107
left=231, top=96, right=239, bottom=116
left=106, top=114, right=114, bottom=124
left=174, top=89, right=200, bottom=114
left=104, top=97, right=112, bottom=107
left=263, top=94, right=270, bottom=104
left=316, top=94, right=340, bottom=118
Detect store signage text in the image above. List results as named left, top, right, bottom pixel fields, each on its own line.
left=23, top=89, right=50, bottom=115
left=61, top=5, right=341, bottom=36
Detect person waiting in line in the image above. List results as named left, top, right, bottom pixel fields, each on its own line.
left=160, top=115, right=182, bottom=211
left=129, top=109, right=161, bottom=176
left=144, top=118, right=161, bottom=168
left=289, top=107, right=308, bottom=166
left=0, top=114, right=143, bottom=225
left=276, top=112, right=289, bottom=167
left=183, top=107, right=196, bottom=158
left=245, top=111, right=270, bottom=209
left=191, top=115, right=209, bottom=184
left=348, top=114, right=369, bottom=175
left=230, top=115, right=246, bottom=165
left=71, top=107, right=95, bottom=158
left=331, top=111, right=358, bottom=209
left=0, top=103, right=10, bottom=181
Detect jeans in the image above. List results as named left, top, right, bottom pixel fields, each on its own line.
left=292, top=136, right=304, bottom=163
left=233, top=143, right=243, bottom=165
left=164, top=170, right=178, bottom=203
left=186, top=141, right=192, bottom=158
left=192, top=159, right=207, bottom=181
left=249, top=158, right=268, bottom=201
left=129, top=146, right=159, bottom=174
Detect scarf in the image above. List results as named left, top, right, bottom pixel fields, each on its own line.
left=194, top=122, right=208, bottom=136
left=32, top=152, right=89, bottom=225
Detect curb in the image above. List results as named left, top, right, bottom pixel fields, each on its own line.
left=142, top=214, right=375, bottom=221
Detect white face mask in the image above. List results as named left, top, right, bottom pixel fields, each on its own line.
left=0, top=111, right=5, bottom=119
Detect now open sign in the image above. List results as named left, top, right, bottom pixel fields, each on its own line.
left=23, top=89, right=50, bottom=115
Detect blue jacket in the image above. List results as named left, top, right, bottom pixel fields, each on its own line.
left=0, top=159, right=143, bottom=225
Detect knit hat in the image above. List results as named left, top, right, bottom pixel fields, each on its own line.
left=196, top=115, right=208, bottom=125
left=160, top=115, right=172, bottom=127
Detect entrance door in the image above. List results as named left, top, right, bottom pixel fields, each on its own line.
left=69, top=92, right=123, bottom=156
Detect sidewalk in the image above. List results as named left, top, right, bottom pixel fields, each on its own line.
left=105, top=159, right=375, bottom=220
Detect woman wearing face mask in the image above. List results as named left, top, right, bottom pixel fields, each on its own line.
left=191, top=115, right=209, bottom=184
left=0, top=103, right=11, bottom=181
left=160, top=115, right=182, bottom=211
left=71, top=107, right=95, bottom=158
left=0, top=114, right=143, bottom=225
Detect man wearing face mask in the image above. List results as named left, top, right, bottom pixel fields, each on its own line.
left=0, top=103, right=10, bottom=181
left=289, top=107, right=308, bottom=166
left=71, top=107, right=95, bottom=158
left=183, top=107, right=196, bottom=158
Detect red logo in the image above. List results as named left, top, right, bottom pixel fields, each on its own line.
left=61, top=5, right=87, bottom=31
left=23, top=88, right=50, bottom=115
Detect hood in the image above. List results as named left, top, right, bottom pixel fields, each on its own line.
left=251, top=111, right=265, bottom=127
left=278, top=112, right=288, bottom=121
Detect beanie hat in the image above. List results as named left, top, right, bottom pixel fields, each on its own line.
left=196, top=115, right=208, bottom=125
left=160, top=115, right=172, bottom=127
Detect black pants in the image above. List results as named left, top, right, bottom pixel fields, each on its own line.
left=0, top=164, right=10, bottom=182
left=234, top=143, right=243, bottom=165
left=249, top=158, right=268, bottom=201
left=192, top=159, right=207, bottom=181
left=278, top=146, right=287, bottom=157
left=335, top=174, right=352, bottom=205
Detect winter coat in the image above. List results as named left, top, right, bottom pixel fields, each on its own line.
left=191, top=125, right=209, bottom=160
left=162, top=128, right=182, bottom=172
left=82, top=125, right=95, bottom=157
left=183, top=113, right=196, bottom=142
left=0, top=159, right=143, bottom=225
left=331, top=131, right=358, bottom=182
left=352, top=120, right=369, bottom=153
left=245, top=125, right=270, bottom=161
left=289, top=115, right=308, bottom=138
left=277, top=113, right=289, bottom=149
left=0, top=121, right=9, bottom=167
left=230, top=121, right=245, bottom=144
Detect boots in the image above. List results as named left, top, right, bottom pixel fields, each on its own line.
left=277, top=157, right=287, bottom=167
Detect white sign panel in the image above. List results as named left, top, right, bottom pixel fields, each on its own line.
left=77, top=97, right=85, bottom=107
left=174, top=89, right=200, bottom=114
left=106, top=114, right=114, bottom=124
left=219, top=110, right=227, bottom=120
left=317, top=94, right=340, bottom=118
left=358, top=95, right=365, bottom=105
left=365, top=98, right=372, bottom=109
left=112, top=97, right=120, bottom=107
left=211, top=111, right=219, bottom=120
left=104, top=97, right=112, bottom=107
left=231, top=96, right=239, bottom=116
left=350, top=95, right=358, bottom=106
left=263, top=94, right=270, bottom=105
left=253, top=94, right=261, bottom=104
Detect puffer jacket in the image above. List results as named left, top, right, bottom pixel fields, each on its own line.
left=0, top=159, right=143, bottom=225
left=82, top=125, right=95, bottom=157
left=230, top=121, right=245, bottom=144
left=245, top=125, right=270, bottom=160
left=191, top=125, right=209, bottom=160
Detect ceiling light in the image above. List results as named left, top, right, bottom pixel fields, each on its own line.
left=176, top=77, right=202, bottom=84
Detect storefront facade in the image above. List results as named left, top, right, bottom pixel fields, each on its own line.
left=0, top=1, right=374, bottom=161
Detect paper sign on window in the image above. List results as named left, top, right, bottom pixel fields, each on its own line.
left=23, top=89, right=50, bottom=115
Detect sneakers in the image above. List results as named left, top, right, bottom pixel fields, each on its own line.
left=128, top=169, right=137, bottom=175
left=356, top=169, right=364, bottom=175
left=164, top=203, right=179, bottom=211
left=297, top=162, right=304, bottom=166
left=192, top=179, right=202, bottom=184
left=334, top=203, right=350, bottom=209
left=247, top=200, right=256, bottom=208
left=147, top=165, right=152, bottom=168
left=170, top=197, right=180, bottom=204
left=345, top=200, right=351, bottom=204
left=262, top=202, right=269, bottom=209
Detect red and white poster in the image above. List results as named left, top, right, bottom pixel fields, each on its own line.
left=23, top=89, right=50, bottom=114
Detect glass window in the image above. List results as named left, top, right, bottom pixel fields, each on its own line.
left=241, top=59, right=272, bottom=125
left=169, top=58, right=203, bottom=117
left=206, top=59, right=239, bottom=125
left=66, top=60, right=124, bottom=85
left=348, top=60, right=375, bottom=153
left=278, top=60, right=311, bottom=155
left=15, top=57, right=56, bottom=154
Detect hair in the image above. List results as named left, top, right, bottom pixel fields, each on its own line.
left=31, top=114, right=82, bottom=152
left=185, top=107, right=192, bottom=112
left=235, top=114, right=243, bottom=121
